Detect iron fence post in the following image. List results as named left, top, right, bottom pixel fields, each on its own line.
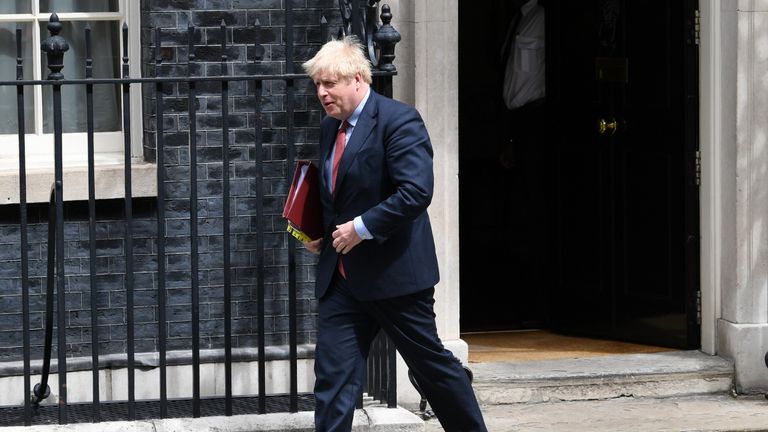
left=285, top=0, right=299, bottom=413
left=41, top=12, right=70, bottom=425
left=252, top=18, right=267, bottom=415
left=120, top=21, right=136, bottom=421
left=84, top=23, right=101, bottom=423
left=16, top=25, right=32, bottom=426
left=220, top=19, right=234, bottom=417
left=154, top=26, right=169, bottom=419
left=187, top=23, right=202, bottom=419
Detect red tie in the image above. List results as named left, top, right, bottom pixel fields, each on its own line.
left=331, top=121, right=350, bottom=194
left=332, top=121, right=350, bottom=278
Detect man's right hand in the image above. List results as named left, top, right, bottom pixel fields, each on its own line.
left=304, top=238, right=324, bottom=255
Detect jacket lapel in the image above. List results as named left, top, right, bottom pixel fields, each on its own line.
left=319, top=118, right=341, bottom=199
left=334, top=91, right=378, bottom=196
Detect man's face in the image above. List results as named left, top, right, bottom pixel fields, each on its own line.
left=314, top=71, right=365, bottom=120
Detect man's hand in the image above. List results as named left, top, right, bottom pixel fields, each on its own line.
left=332, top=221, right=363, bottom=254
left=304, top=238, right=324, bottom=255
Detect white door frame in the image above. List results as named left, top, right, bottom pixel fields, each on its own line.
left=699, top=0, right=722, bottom=355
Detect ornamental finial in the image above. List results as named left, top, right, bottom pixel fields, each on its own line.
left=373, top=4, right=400, bottom=72
left=41, top=13, right=70, bottom=80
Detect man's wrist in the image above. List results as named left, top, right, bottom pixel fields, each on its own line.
left=353, top=216, right=374, bottom=240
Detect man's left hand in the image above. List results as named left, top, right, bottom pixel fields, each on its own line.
left=332, top=221, right=363, bottom=254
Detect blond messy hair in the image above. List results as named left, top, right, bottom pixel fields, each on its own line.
left=302, top=36, right=372, bottom=84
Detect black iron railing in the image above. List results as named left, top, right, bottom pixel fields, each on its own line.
left=0, top=1, right=400, bottom=427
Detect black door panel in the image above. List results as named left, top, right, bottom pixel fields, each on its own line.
left=549, top=0, right=699, bottom=349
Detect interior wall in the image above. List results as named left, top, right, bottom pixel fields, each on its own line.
left=458, top=0, right=550, bottom=332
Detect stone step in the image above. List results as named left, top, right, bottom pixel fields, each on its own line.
left=469, top=350, right=734, bottom=405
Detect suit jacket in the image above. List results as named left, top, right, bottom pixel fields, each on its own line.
left=315, top=90, right=440, bottom=301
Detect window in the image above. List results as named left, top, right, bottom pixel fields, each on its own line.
left=0, top=1, right=151, bottom=204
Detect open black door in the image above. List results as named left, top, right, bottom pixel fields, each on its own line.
left=548, top=0, right=700, bottom=349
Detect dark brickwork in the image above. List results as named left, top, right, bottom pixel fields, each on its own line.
left=0, top=199, right=160, bottom=361
left=0, top=0, right=342, bottom=364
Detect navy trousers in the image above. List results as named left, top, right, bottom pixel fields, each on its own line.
left=314, top=275, right=487, bottom=432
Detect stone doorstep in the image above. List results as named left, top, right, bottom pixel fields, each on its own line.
left=469, top=350, right=735, bottom=405
left=1, top=406, right=424, bottom=432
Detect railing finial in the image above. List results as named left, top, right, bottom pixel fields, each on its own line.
left=374, top=4, right=400, bottom=72
left=339, top=0, right=353, bottom=36
left=41, top=13, right=69, bottom=80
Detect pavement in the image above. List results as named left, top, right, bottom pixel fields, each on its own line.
left=422, top=394, right=768, bottom=432
left=1, top=405, right=423, bottom=432
left=419, top=350, right=768, bottom=431
left=8, top=350, right=768, bottom=431
left=7, top=392, right=768, bottom=431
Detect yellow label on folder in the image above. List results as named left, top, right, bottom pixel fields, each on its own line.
left=287, top=222, right=312, bottom=243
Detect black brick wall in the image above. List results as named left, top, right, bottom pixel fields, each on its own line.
left=0, top=0, right=342, bottom=364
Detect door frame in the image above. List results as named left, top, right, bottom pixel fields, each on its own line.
left=699, top=0, right=723, bottom=355
left=449, top=0, right=720, bottom=352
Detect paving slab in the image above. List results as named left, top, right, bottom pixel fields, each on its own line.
left=1, top=406, right=424, bottom=432
left=423, top=394, right=768, bottom=432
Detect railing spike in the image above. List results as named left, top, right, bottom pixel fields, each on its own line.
left=122, top=22, right=129, bottom=78
left=155, top=27, right=162, bottom=62
left=320, top=15, right=329, bottom=43
left=188, top=24, right=196, bottom=63
left=254, top=20, right=264, bottom=62
left=16, top=28, right=23, bottom=80
left=85, top=26, right=93, bottom=78
left=221, top=20, right=227, bottom=63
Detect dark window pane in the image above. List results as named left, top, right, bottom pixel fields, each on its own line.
left=41, top=21, right=121, bottom=133
left=0, top=1, right=31, bottom=14
left=0, top=24, right=34, bottom=135
left=40, top=0, right=119, bottom=13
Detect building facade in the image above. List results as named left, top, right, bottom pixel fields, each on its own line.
left=1, top=0, right=768, bottom=416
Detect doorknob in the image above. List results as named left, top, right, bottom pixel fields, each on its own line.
left=598, top=117, right=618, bottom=135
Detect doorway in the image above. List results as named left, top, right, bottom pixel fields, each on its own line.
left=458, top=0, right=701, bottom=349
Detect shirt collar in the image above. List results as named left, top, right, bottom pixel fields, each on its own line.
left=521, top=0, right=538, bottom=16
left=344, top=87, right=371, bottom=129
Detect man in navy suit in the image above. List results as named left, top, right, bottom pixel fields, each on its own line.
left=302, top=37, right=487, bottom=432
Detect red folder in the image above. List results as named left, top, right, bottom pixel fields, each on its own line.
left=282, top=160, right=323, bottom=242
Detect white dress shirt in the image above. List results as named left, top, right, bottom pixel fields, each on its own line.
left=502, top=0, right=545, bottom=110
